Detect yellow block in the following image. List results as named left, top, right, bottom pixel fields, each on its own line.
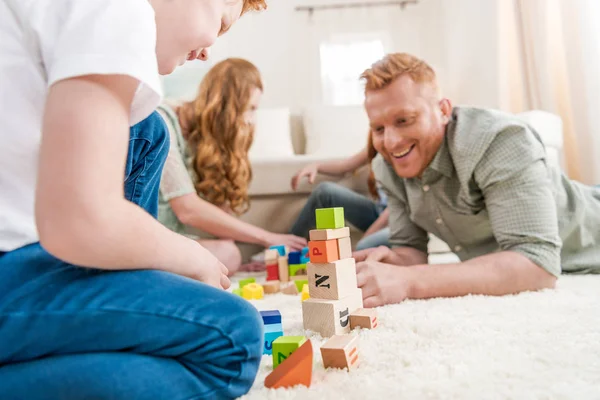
left=301, top=284, right=310, bottom=302
left=242, top=283, right=264, bottom=300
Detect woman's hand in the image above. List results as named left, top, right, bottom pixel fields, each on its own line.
left=290, top=163, right=319, bottom=191
left=263, top=233, right=307, bottom=252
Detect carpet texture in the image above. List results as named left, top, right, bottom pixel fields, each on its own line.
left=238, top=275, right=600, bottom=399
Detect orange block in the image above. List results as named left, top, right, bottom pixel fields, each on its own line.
left=308, top=240, right=339, bottom=263
left=265, top=340, right=313, bottom=389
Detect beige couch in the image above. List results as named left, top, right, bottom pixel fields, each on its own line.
left=238, top=108, right=565, bottom=262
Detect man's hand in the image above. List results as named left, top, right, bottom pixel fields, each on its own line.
left=264, top=233, right=307, bottom=252
left=354, top=246, right=399, bottom=263
left=290, top=163, right=319, bottom=191
left=356, top=260, right=415, bottom=307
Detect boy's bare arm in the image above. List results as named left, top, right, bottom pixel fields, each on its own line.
left=37, top=74, right=228, bottom=288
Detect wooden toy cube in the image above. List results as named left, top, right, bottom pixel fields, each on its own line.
left=336, top=236, right=352, bottom=259
left=232, top=288, right=242, bottom=297
left=278, top=257, right=289, bottom=283
left=264, top=249, right=280, bottom=264
left=288, top=251, right=302, bottom=265
left=260, top=310, right=282, bottom=325
left=320, top=335, right=360, bottom=370
left=266, top=264, right=279, bottom=281
left=242, top=283, right=264, bottom=300
left=270, top=245, right=288, bottom=257
left=272, top=336, right=307, bottom=368
left=281, top=282, right=299, bottom=295
left=289, top=263, right=307, bottom=277
left=315, top=207, right=345, bottom=230
left=262, top=281, right=280, bottom=294
left=350, top=308, right=378, bottom=329
left=309, top=227, right=350, bottom=241
left=307, top=258, right=358, bottom=300
left=300, top=254, right=310, bottom=264
left=293, top=278, right=308, bottom=293
left=302, top=289, right=363, bottom=337
left=264, top=330, right=284, bottom=355
left=302, top=247, right=309, bottom=256
left=301, top=284, right=310, bottom=302
left=308, top=239, right=339, bottom=263
left=239, top=278, right=256, bottom=289
left=265, top=340, right=313, bottom=389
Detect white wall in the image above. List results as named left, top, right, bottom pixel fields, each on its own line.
left=164, top=0, right=504, bottom=110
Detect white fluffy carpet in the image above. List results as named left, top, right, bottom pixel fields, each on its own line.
left=236, top=275, right=600, bottom=399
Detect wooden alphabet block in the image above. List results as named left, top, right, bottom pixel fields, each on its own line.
left=336, top=236, right=353, bottom=259
left=281, top=282, right=299, bottom=295
left=301, top=284, right=310, bottom=302
left=278, top=257, right=289, bottom=283
left=239, top=278, right=256, bottom=289
left=289, top=263, right=307, bottom=277
left=264, top=330, right=284, bottom=355
left=307, top=258, right=358, bottom=300
left=308, top=239, right=339, bottom=263
left=320, top=334, right=360, bottom=370
left=269, top=245, right=288, bottom=257
left=315, top=207, right=345, bottom=230
left=288, top=251, right=302, bottom=265
left=264, top=249, right=280, bottom=263
left=272, top=336, right=307, bottom=368
left=260, top=310, right=281, bottom=325
left=350, top=308, right=378, bottom=329
left=262, top=281, right=280, bottom=294
left=309, top=227, right=351, bottom=241
left=302, top=289, right=363, bottom=337
left=293, top=278, right=308, bottom=293
left=242, top=283, right=264, bottom=300
left=266, top=264, right=279, bottom=281
left=265, top=340, right=313, bottom=389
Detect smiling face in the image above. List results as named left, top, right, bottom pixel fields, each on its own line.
left=365, top=75, right=452, bottom=178
left=151, top=0, right=244, bottom=74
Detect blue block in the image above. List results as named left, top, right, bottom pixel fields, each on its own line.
left=260, top=310, right=282, bottom=325
left=301, top=247, right=309, bottom=255
left=269, top=245, right=286, bottom=257
left=288, top=251, right=302, bottom=265
left=264, top=330, right=284, bottom=355
left=300, top=255, right=310, bottom=264
left=265, top=322, right=283, bottom=333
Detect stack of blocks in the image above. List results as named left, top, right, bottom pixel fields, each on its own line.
left=302, top=207, right=364, bottom=337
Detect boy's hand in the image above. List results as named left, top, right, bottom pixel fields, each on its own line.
left=184, top=242, right=231, bottom=289
left=291, top=163, right=319, bottom=191
left=354, top=246, right=399, bottom=264
left=356, top=260, right=414, bottom=307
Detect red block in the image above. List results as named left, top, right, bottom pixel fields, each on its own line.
left=266, top=264, right=279, bottom=281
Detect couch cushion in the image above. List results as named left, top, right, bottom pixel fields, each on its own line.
left=249, top=107, right=295, bottom=159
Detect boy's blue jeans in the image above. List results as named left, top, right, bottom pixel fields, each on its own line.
left=0, top=112, right=263, bottom=400
left=290, top=182, right=390, bottom=250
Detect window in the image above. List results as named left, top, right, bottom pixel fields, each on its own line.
left=320, top=36, right=386, bottom=106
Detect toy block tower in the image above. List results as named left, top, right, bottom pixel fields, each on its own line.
left=302, top=207, right=363, bottom=337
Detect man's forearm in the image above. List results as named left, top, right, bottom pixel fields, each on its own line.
left=391, top=246, right=428, bottom=266
left=408, top=251, right=557, bottom=299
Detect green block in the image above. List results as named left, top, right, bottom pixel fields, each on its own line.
left=272, top=336, right=307, bottom=368
left=294, top=279, right=308, bottom=293
left=232, top=288, right=243, bottom=297
left=289, top=263, right=307, bottom=277
left=239, top=278, right=256, bottom=289
left=315, top=207, right=345, bottom=229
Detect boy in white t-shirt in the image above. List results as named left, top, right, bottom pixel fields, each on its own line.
left=0, top=0, right=267, bottom=398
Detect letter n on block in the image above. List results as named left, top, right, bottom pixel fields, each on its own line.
left=307, top=258, right=357, bottom=300
left=320, top=334, right=360, bottom=370
left=302, top=289, right=363, bottom=337
left=308, top=239, right=339, bottom=263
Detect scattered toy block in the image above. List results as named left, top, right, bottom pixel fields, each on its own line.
left=302, top=289, right=363, bottom=337
left=307, top=258, right=358, bottom=300
left=232, top=288, right=242, bottom=296
left=308, top=239, right=339, bottom=263
left=302, top=247, right=309, bottom=255
left=242, top=283, right=264, bottom=300
left=350, top=308, right=378, bottom=329
left=264, top=340, right=313, bottom=389
left=272, top=336, right=307, bottom=368
left=309, top=227, right=351, bottom=241
left=320, top=335, right=360, bottom=370
left=300, top=255, right=310, bottom=264
left=289, top=263, right=307, bottom=277
left=278, top=257, right=289, bottom=283
left=264, top=249, right=280, bottom=263
left=266, top=263, right=279, bottom=281
left=260, top=310, right=282, bottom=325
left=293, top=278, right=308, bottom=293
left=336, top=236, right=352, bottom=259
left=315, top=207, right=345, bottom=230
left=301, top=284, right=310, bottom=302
left=262, top=281, right=280, bottom=294
left=288, top=251, right=302, bottom=265
left=270, top=245, right=288, bottom=257
left=264, top=330, right=284, bottom=355
left=281, top=282, right=299, bottom=295
left=239, top=277, right=256, bottom=289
